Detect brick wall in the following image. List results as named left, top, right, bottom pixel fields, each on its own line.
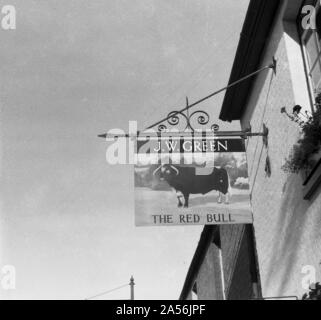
left=185, top=225, right=258, bottom=300
left=240, top=1, right=321, bottom=299
left=220, top=225, right=258, bottom=299
left=220, top=225, right=245, bottom=293
left=196, top=242, right=224, bottom=300
left=227, top=226, right=254, bottom=300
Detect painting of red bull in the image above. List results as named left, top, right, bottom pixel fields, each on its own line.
left=135, top=136, right=253, bottom=226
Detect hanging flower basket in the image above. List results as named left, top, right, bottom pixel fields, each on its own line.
left=282, top=93, right=321, bottom=176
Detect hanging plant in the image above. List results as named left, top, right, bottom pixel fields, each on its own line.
left=302, top=283, right=321, bottom=300
left=281, top=93, right=321, bottom=174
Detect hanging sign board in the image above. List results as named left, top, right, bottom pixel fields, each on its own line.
left=134, top=134, right=253, bottom=226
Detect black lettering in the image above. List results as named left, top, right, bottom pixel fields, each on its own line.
left=152, top=215, right=173, bottom=224
left=214, top=214, right=221, bottom=222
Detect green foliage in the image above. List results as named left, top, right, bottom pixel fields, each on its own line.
left=282, top=94, right=321, bottom=174
left=302, top=283, right=321, bottom=300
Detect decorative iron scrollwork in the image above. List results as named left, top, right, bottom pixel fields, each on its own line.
left=158, top=124, right=167, bottom=132
left=211, top=124, right=220, bottom=132
left=157, top=97, right=219, bottom=133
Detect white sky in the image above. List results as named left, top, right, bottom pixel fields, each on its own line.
left=0, top=0, right=249, bottom=300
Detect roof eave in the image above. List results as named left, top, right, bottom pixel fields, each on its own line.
left=219, top=0, right=281, bottom=122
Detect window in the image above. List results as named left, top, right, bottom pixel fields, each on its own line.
left=300, top=1, right=321, bottom=104
left=298, top=1, right=321, bottom=199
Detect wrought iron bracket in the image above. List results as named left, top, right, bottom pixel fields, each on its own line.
left=271, top=56, right=277, bottom=75
left=157, top=97, right=220, bottom=133
left=98, top=59, right=275, bottom=141
left=239, top=123, right=269, bottom=147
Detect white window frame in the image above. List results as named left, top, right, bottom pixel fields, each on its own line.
left=300, top=0, right=321, bottom=111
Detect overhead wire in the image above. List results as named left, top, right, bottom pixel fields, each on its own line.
left=85, top=283, right=129, bottom=300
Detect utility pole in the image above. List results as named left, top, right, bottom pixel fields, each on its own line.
left=130, top=276, right=135, bottom=300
